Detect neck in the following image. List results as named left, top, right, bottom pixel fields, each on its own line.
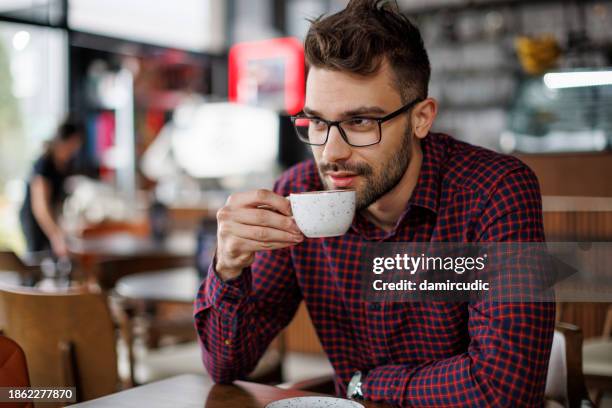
left=362, top=139, right=423, bottom=232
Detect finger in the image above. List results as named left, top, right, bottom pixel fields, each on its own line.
left=230, top=236, right=302, bottom=253
left=226, top=221, right=303, bottom=243
left=227, top=189, right=292, bottom=216
left=232, top=208, right=301, bottom=234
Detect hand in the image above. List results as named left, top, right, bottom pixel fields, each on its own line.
left=50, top=231, right=68, bottom=258
left=215, top=189, right=304, bottom=281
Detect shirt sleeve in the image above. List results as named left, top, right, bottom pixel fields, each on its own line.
left=32, top=156, right=55, bottom=179
left=194, top=244, right=302, bottom=383
left=361, top=166, right=556, bottom=407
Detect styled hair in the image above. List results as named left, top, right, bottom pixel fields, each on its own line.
left=304, top=0, right=430, bottom=102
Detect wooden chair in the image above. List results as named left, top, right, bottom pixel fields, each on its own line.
left=98, top=257, right=198, bottom=384
left=0, top=285, right=119, bottom=406
left=583, top=304, right=612, bottom=405
left=95, top=255, right=194, bottom=291
left=0, top=335, right=32, bottom=408
left=0, top=250, right=40, bottom=286
left=546, top=323, right=594, bottom=408
left=109, top=268, right=284, bottom=386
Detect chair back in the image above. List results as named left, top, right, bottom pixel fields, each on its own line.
left=0, top=251, right=26, bottom=272
left=96, top=255, right=193, bottom=290
left=545, top=322, right=592, bottom=408
left=0, top=286, right=118, bottom=405
left=0, top=251, right=40, bottom=285
left=0, top=335, right=32, bottom=408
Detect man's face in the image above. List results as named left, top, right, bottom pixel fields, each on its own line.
left=305, top=62, right=413, bottom=210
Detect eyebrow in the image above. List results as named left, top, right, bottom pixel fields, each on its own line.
left=302, top=106, right=387, bottom=119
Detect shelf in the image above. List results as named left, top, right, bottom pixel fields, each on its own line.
left=400, top=0, right=611, bottom=15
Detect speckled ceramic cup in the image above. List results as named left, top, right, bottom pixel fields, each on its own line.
left=289, top=189, right=356, bottom=238
left=266, top=396, right=364, bottom=408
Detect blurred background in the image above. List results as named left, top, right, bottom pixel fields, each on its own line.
left=0, top=1, right=611, bottom=407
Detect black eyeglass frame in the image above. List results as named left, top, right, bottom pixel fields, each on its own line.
left=290, top=97, right=423, bottom=147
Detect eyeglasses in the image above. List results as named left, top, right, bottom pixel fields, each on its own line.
left=290, top=97, right=422, bottom=147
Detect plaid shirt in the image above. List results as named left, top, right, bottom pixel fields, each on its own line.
left=194, top=133, right=555, bottom=407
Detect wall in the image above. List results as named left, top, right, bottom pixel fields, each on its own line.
left=409, top=1, right=612, bottom=150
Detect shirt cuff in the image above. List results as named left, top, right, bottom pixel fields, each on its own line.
left=360, top=365, right=411, bottom=404
left=199, top=258, right=252, bottom=314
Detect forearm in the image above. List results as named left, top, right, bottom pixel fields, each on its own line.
left=194, top=260, right=301, bottom=383
left=361, top=302, right=555, bottom=407
left=31, top=178, right=62, bottom=239
left=363, top=356, right=494, bottom=407
left=32, top=198, right=61, bottom=238
left=195, top=267, right=252, bottom=383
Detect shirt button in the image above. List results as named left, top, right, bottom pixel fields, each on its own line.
left=224, top=339, right=232, bottom=346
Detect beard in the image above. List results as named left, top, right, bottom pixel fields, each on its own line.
left=317, top=127, right=413, bottom=210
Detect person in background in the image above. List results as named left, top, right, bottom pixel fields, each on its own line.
left=19, top=117, right=84, bottom=257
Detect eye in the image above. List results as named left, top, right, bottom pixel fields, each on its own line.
left=345, top=118, right=376, bottom=129
left=310, top=118, right=327, bottom=130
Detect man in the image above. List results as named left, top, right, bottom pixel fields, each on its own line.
left=194, top=0, right=555, bottom=406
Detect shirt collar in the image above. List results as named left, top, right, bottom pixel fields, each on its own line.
left=406, top=132, right=442, bottom=215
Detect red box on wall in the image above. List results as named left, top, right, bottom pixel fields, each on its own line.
left=228, top=37, right=305, bottom=115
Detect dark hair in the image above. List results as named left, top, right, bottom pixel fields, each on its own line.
left=304, top=0, right=430, bottom=102
left=44, top=116, right=84, bottom=155
left=55, top=116, right=85, bottom=142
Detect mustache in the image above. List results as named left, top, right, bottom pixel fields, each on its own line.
left=318, top=161, right=373, bottom=176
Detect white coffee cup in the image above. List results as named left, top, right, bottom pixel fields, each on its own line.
left=289, top=190, right=356, bottom=238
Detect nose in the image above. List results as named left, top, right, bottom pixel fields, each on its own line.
left=322, top=125, right=352, bottom=164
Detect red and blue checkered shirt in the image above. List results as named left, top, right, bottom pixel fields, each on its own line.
left=194, top=133, right=555, bottom=407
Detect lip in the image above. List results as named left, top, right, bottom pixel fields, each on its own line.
left=328, top=173, right=357, bottom=188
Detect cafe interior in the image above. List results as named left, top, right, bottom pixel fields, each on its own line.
left=0, top=0, right=612, bottom=407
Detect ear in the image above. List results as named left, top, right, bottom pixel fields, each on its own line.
left=411, top=98, right=438, bottom=139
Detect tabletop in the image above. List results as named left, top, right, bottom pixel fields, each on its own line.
left=67, top=232, right=196, bottom=258
left=114, top=267, right=200, bottom=303
left=68, top=374, right=391, bottom=408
